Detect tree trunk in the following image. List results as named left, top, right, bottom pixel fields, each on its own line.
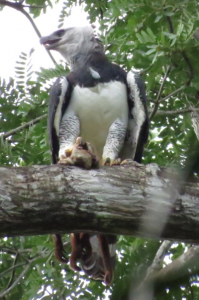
left=0, top=161, right=199, bottom=242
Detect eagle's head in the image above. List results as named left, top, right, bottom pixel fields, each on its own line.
left=40, top=26, right=103, bottom=68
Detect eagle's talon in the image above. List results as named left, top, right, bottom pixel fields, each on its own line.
left=120, top=159, right=133, bottom=165
left=58, top=156, right=74, bottom=165
left=75, top=137, right=86, bottom=148
left=102, top=157, right=121, bottom=166
left=104, top=157, right=111, bottom=165
left=111, top=158, right=121, bottom=166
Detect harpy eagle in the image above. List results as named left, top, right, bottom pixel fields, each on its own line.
left=40, top=26, right=149, bottom=284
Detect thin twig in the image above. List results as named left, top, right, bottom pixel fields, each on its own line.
left=6, top=252, right=19, bottom=289
left=148, top=85, right=185, bottom=103
left=166, top=15, right=174, bottom=33
left=0, top=263, right=30, bottom=297
left=156, top=66, right=171, bottom=102
left=0, top=246, right=33, bottom=254
left=150, top=66, right=171, bottom=120
left=0, top=0, right=47, bottom=9
left=0, top=262, right=27, bottom=278
left=0, top=257, right=38, bottom=298
left=0, top=0, right=56, bottom=65
left=182, top=51, right=194, bottom=84
left=148, top=107, right=199, bottom=116
left=159, top=85, right=186, bottom=103
left=0, top=114, right=47, bottom=139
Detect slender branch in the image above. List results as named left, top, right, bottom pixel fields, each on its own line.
left=159, top=85, right=186, bottom=103
left=148, top=85, right=185, bottom=104
left=156, top=66, right=171, bottom=102
left=182, top=51, right=194, bottom=84
left=0, top=246, right=33, bottom=254
left=0, top=258, right=37, bottom=298
left=166, top=15, right=174, bottom=33
left=18, top=4, right=48, bottom=8
left=148, top=107, right=199, bottom=116
left=150, top=66, right=171, bottom=120
left=0, top=114, right=47, bottom=139
left=0, top=0, right=56, bottom=65
left=0, top=0, right=47, bottom=9
left=0, top=0, right=24, bottom=10
left=0, top=262, right=27, bottom=278
left=6, top=252, right=19, bottom=289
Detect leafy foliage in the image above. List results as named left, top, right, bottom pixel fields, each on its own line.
left=1, top=0, right=199, bottom=299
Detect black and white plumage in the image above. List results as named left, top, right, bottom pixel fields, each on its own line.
left=40, top=26, right=149, bottom=283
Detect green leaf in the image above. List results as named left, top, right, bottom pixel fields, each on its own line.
left=154, top=14, right=162, bottom=23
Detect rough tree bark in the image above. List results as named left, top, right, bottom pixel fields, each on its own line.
left=0, top=160, right=199, bottom=242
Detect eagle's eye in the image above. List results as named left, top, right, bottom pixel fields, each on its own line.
left=56, top=29, right=65, bottom=37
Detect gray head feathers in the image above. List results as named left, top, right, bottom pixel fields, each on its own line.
left=40, top=26, right=104, bottom=70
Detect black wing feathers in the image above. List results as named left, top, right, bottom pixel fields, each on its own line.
left=133, top=74, right=149, bottom=163
left=48, top=77, right=72, bottom=164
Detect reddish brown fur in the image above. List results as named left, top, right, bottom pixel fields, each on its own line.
left=54, top=232, right=113, bottom=284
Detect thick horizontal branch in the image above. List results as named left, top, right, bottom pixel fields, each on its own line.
left=0, top=162, right=199, bottom=241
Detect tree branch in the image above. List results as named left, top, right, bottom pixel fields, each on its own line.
left=133, top=240, right=172, bottom=299
left=0, top=114, right=46, bottom=139
left=0, top=262, right=27, bottom=278
left=182, top=51, right=194, bottom=84
left=137, top=245, right=199, bottom=295
left=158, top=85, right=186, bottom=103
left=133, top=241, right=172, bottom=300
left=148, top=107, right=199, bottom=116
left=166, top=15, right=174, bottom=33
left=150, top=66, right=171, bottom=120
left=0, top=162, right=199, bottom=242
left=145, top=240, right=172, bottom=277
left=6, top=252, right=19, bottom=289
left=0, top=257, right=37, bottom=298
left=0, top=0, right=56, bottom=65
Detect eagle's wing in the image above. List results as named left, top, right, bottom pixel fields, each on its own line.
left=121, top=71, right=149, bottom=163
left=48, top=77, right=72, bottom=164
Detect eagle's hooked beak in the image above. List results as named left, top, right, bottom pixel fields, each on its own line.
left=40, top=29, right=66, bottom=50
